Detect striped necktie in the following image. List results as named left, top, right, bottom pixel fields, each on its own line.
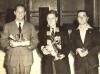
left=51, top=28, right=55, bottom=36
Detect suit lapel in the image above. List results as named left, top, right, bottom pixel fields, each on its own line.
left=13, top=21, right=28, bottom=34
left=21, top=21, right=28, bottom=33
left=84, top=29, right=93, bottom=47
left=76, top=30, right=83, bottom=47
left=74, top=28, right=94, bottom=49
left=12, top=21, right=19, bottom=34
left=14, top=21, right=18, bottom=28
left=84, top=30, right=88, bottom=46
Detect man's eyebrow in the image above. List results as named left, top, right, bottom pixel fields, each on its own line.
left=83, top=15, right=87, bottom=16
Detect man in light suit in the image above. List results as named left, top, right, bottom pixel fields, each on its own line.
left=1, top=4, right=38, bottom=74
left=70, top=10, right=100, bottom=74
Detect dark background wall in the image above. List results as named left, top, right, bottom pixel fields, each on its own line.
left=0, top=0, right=26, bottom=29
left=29, top=0, right=57, bottom=27
left=60, top=0, right=85, bottom=25
left=0, top=0, right=99, bottom=28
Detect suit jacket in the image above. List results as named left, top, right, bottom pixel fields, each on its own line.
left=41, top=26, right=61, bottom=59
left=39, top=25, right=70, bottom=59
left=70, top=28, right=100, bottom=67
left=60, top=28, right=70, bottom=58
left=1, top=21, right=38, bottom=66
left=39, top=25, right=70, bottom=74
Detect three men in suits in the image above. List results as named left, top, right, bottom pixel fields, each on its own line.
left=70, top=10, right=100, bottom=74
left=1, top=4, right=38, bottom=74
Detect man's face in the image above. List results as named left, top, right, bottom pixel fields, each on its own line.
left=14, top=6, right=26, bottom=21
left=47, top=14, right=58, bottom=27
left=77, top=12, right=89, bottom=25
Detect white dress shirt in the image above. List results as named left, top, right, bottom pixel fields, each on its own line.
left=15, top=20, right=24, bottom=28
left=77, top=24, right=92, bottom=44
left=50, top=25, right=56, bottom=33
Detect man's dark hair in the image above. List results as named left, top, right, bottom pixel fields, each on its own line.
left=47, top=10, right=58, bottom=17
left=14, top=4, right=26, bottom=11
left=76, top=10, right=94, bottom=28
left=77, top=10, right=89, bottom=17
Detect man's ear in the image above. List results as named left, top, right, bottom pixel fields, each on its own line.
left=25, top=11, right=26, bottom=15
left=56, top=17, right=58, bottom=22
left=87, top=17, right=89, bottom=21
left=14, top=11, right=16, bottom=15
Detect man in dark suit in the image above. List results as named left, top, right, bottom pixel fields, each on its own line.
left=1, top=4, right=38, bottom=74
left=70, top=10, right=100, bottom=74
left=40, top=10, right=71, bottom=74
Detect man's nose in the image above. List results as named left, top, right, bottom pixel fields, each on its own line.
left=19, top=13, right=22, bottom=16
left=80, top=17, right=83, bottom=19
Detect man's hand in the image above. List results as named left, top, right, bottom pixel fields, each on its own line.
left=81, top=49, right=88, bottom=57
left=41, top=46, right=50, bottom=55
left=10, top=40, right=20, bottom=47
left=58, top=54, right=65, bottom=59
left=54, top=54, right=65, bottom=61
left=10, top=40, right=30, bottom=47
left=76, top=48, right=88, bottom=57
left=46, top=44, right=58, bottom=57
left=20, top=40, right=30, bottom=46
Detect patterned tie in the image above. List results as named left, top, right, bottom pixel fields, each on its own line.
left=51, top=28, right=55, bottom=37
left=50, top=28, right=55, bottom=41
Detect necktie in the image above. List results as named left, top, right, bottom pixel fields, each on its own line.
left=50, top=28, right=55, bottom=41
left=19, top=23, right=21, bottom=33
left=19, top=23, right=21, bottom=38
left=51, top=28, right=55, bottom=37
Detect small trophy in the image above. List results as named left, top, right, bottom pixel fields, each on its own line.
left=9, top=34, right=24, bottom=42
left=9, top=22, right=25, bottom=42
left=18, top=33, right=24, bottom=42
left=17, top=23, right=24, bottom=42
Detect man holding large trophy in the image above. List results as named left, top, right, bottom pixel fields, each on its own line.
left=41, top=10, right=71, bottom=74
left=1, top=4, right=38, bottom=74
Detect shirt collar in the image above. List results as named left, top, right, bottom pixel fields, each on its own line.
left=15, top=20, right=24, bottom=28
left=47, top=24, right=56, bottom=29
left=77, top=24, right=92, bottom=31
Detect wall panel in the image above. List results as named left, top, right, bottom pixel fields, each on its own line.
left=60, top=0, right=85, bottom=25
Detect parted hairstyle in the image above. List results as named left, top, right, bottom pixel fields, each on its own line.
left=47, top=10, right=58, bottom=17
left=14, top=4, right=26, bottom=11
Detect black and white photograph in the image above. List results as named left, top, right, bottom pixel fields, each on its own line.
left=0, top=0, right=100, bottom=74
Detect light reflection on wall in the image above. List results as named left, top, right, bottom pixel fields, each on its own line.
left=29, top=0, right=57, bottom=26
left=29, top=0, right=57, bottom=11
